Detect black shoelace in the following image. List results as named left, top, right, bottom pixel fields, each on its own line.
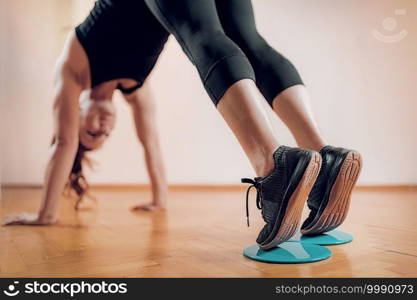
left=241, top=177, right=263, bottom=227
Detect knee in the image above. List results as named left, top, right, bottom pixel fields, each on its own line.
left=240, top=31, right=274, bottom=58
left=190, top=29, right=242, bottom=59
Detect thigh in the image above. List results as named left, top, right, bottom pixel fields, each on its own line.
left=216, top=0, right=257, bottom=41
left=144, top=0, right=223, bottom=37
left=144, top=0, right=237, bottom=67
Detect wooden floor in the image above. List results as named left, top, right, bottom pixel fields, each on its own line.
left=1, top=186, right=416, bottom=277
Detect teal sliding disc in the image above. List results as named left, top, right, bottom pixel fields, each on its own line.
left=289, top=230, right=353, bottom=245
left=243, top=241, right=331, bottom=264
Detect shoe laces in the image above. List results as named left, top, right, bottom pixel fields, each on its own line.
left=241, top=177, right=263, bottom=227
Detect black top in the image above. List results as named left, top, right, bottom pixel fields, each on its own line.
left=75, top=0, right=169, bottom=91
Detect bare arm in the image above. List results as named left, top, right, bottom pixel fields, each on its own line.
left=123, top=83, right=168, bottom=210
left=4, top=64, right=82, bottom=225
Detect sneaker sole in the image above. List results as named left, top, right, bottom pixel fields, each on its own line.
left=260, top=151, right=322, bottom=250
left=301, top=151, right=362, bottom=236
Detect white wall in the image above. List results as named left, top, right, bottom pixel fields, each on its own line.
left=1, top=0, right=416, bottom=185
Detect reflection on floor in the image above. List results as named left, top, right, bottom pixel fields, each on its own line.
left=1, top=186, right=416, bottom=277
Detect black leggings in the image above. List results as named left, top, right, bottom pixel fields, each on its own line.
left=216, top=0, right=303, bottom=105
left=144, top=0, right=303, bottom=106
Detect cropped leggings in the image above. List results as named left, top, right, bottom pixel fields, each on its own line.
left=144, top=0, right=303, bottom=106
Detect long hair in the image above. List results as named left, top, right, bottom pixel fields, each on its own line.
left=68, top=143, right=92, bottom=209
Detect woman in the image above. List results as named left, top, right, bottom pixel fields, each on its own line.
left=4, top=0, right=170, bottom=226
left=143, top=0, right=363, bottom=248
left=7, top=0, right=362, bottom=250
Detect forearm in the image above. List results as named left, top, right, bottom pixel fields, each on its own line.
left=38, top=141, right=78, bottom=222
left=126, top=86, right=168, bottom=204
left=142, top=140, right=168, bottom=199
left=3, top=36, right=85, bottom=225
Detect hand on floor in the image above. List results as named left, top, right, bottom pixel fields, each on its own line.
left=131, top=203, right=166, bottom=212
left=2, top=213, right=57, bottom=226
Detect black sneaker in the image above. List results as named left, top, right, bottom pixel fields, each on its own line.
left=301, top=146, right=363, bottom=236
left=241, top=145, right=322, bottom=250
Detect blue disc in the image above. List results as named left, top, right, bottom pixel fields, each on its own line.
left=289, top=230, right=353, bottom=245
left=243, top=241, right=332, bottom=264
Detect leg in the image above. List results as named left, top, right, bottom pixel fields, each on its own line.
left=144, top=0, right=256, bottom=103
left=144, top=0, right=321, bottom=248
left=216, top=0, right=326, bottom=151
left=272, top=85, right=326, bottom=151
left=217, top=0, right=362, bottom=236
left=123, top=83, right=168, bottom=211
left=217, top=80, right=279, bottom=177
left=144, top=0, right=278, bottom=176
